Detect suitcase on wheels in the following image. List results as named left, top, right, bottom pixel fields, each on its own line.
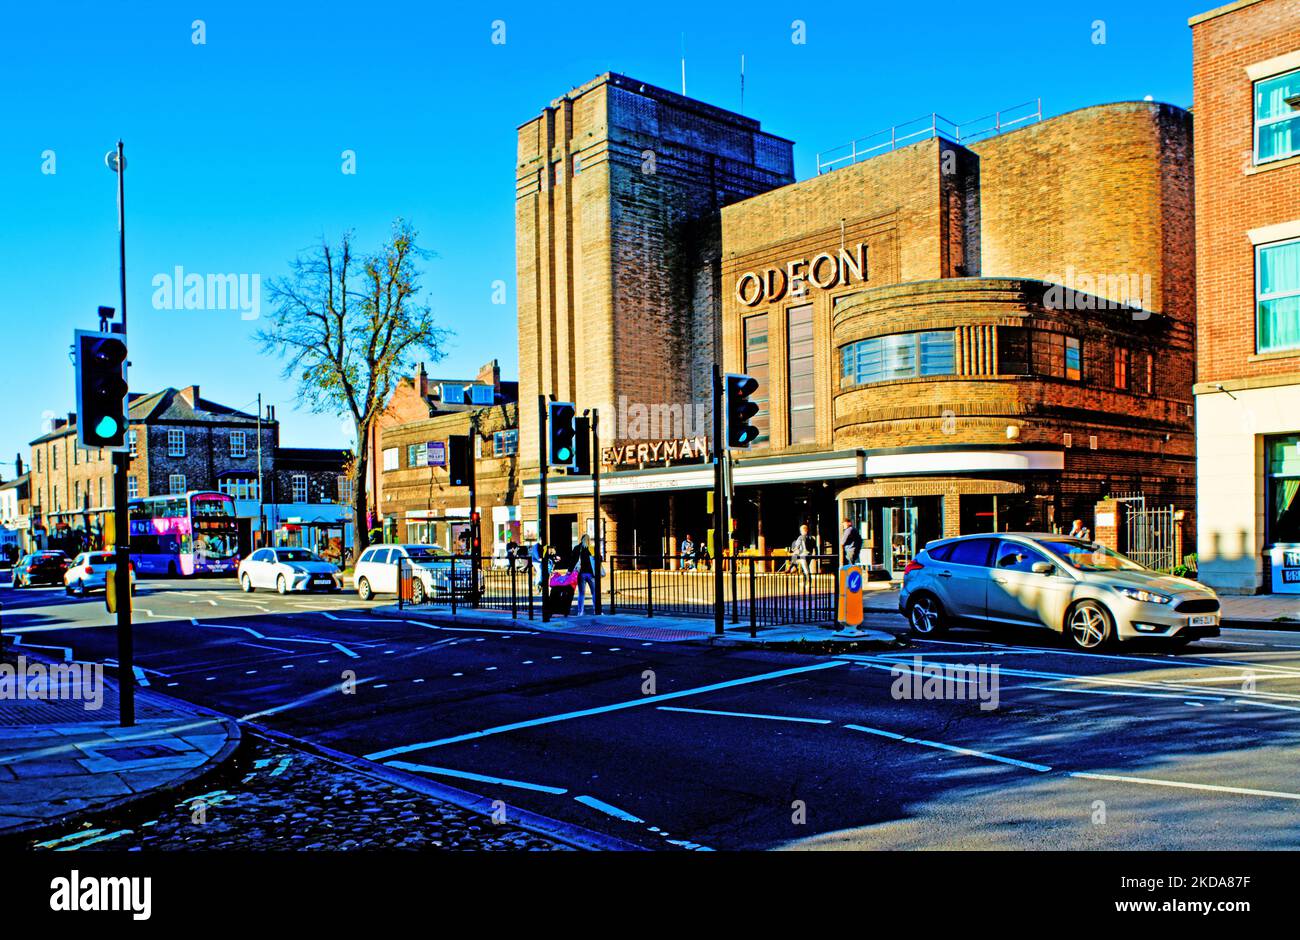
left=545, top=584, right=575, bottom=617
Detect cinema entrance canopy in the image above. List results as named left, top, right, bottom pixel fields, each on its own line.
left=525, top=444, right=1065, bottom=567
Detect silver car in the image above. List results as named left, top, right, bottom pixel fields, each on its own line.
left=898, top=533, right=1220, bottom=651
left=239, top=548, right=342, bottom=594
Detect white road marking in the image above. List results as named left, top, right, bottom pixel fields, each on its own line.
left=385, top=760, right=568, bottom=794
left=658, top=706, right=833, bottom=725
left=845, top=723, right=1052, bottom=772
left=574, top=795, right=644, bottom=823
left=364, top=660, right=848, bottom=759
left=1070, top=771, right=1300, bottom=802
left=1022, top=684, right=1222, bottom=702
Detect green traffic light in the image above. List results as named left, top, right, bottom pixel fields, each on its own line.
left=557, top=447, right=572, bottom=461
left=94, top=416, right=120, bottom=439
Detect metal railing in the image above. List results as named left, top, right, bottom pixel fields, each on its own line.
left=395, top=553, right=841, bottom=633
left=816, top=99, right=1042, bottom=174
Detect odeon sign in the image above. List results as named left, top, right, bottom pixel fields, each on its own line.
left=735, top=242, right=868, bottom=307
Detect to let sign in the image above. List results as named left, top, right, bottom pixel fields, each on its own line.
left=428, top=442, right=446, bottom=467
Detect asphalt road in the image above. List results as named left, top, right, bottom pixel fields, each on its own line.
left=5, top=572, right=1300, bottom=850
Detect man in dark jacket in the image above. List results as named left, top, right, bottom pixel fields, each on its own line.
left=841, top=517, right=863, bottom=566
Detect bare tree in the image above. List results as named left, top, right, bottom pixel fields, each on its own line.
left=257, top=220, right=448, bottom=553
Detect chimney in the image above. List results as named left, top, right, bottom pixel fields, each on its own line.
left=15, top=454, right=23, bottom=477
left=414, top=362, right=427, bottom=397
left=179, top=385, right=201, bottom=407
left=476, top=359, right=500, bottom=391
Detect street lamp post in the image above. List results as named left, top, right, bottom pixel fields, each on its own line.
left=106, top=140, right=134, bottom=727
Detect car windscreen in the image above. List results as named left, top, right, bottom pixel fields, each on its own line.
left=88, top=554, right=115, bottom=565
left=403, top=546, right=449, bottom=562
left=276, top=550, right=319, bottom=563
left=1035, top=539, right=1145, bottom=572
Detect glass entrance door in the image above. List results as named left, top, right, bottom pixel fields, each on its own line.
left=884, top=505, right=919, bottom=576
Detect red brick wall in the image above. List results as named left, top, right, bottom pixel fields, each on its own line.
left=1192, top=0, right=1300, bottom=382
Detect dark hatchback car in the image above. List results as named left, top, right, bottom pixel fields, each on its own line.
left=12, top=551, right=72, bottom=588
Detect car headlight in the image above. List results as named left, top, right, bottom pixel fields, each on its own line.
left=1113, top=586, right=1173, bottom=605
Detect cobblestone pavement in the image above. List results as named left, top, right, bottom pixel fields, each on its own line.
left=17, top=731, right=570, bottom=852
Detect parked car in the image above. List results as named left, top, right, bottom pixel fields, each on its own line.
left=11, top=551, right=72, bottom=588
left=64, top=551, right=137, bottom=597
left=353, top=544, right=482, bottom=603
left=239, top=548, right=342, bottom=594
left=899, top=533, right=1221, bottom=651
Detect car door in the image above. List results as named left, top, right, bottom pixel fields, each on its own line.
left=370, top=548, right=397, bottom=594
left=987, top=539, right=1065, bottom=627
left=932, top=537, right=997, bottom=620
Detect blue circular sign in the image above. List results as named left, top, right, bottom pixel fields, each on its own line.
left=846, top=570, right=862, bottom=592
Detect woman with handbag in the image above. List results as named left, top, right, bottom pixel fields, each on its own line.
left=571, top=535, right=597, bottom=615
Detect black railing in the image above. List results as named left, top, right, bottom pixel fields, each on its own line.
left=396, top=553, right=840, bottom=632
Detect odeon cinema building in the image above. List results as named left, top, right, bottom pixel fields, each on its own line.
left=516, top=73, right=1196, bottom=576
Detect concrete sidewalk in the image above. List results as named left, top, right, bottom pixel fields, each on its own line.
left=1217, top=593, right=1300, bottom=626
left=0, top=650, right=240, bottom=837
left=373, top=602, right=901, bottom=649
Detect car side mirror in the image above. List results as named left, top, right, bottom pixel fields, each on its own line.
left=1031, top=561, right=1055, bottom=575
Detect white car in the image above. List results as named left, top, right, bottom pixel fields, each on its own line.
left=239, top=548, right=342, bottom=594
left=64, top=551, right=137, bottom=597
left=354, top=544, right=481, bottom=603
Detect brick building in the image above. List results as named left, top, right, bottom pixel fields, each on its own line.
left=520, top=74, right=1198, bottom=574
left=366, top=360, right=521, bottom=558
left=0, top=457, right=31, bottom=558
left=1191, top=0, right=1300, bottom=593
left=27, top=386, right=352, bottom=556
left=515, top=73, right=794, bottom=554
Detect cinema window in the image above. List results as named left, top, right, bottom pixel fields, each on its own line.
left=787, top=305, right=815, bottom=444
left=743, top=313, right=770, bottom=443
left=997, top=327, right=1031, bottom=375
left=839, top=330, right=955, bottom=387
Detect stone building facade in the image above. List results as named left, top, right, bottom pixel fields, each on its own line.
left=27, top=386, right=351, bottom=555
left=1191, top=0, right=1300, bottom=592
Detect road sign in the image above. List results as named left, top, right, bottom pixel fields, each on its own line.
left=837, top=565, right=864, bottom=627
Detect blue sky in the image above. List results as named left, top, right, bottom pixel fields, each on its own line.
left=0, top=0, right=1206, bottom=476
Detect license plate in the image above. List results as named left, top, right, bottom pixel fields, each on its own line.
left=1188, top=614, right=1217, bottom=627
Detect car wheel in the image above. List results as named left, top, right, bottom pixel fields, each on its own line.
left=241, top=574, right=255, bottom=593
left=277, top=575, right=289, bottom=595
left=65, top=583, right=74, bottom=596
left=411, top=578, right=427, bottom=605
left=907, top=593, right=947, bottom=636
left=1065, top=600, right=1114, bottom=652
left=358, top=577, right=373, bottom=602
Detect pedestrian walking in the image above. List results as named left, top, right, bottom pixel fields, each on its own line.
left=790, top=524, right=815, bottom=578
left=841, top=517, right=863, bottom=566
left=571, top=535, right=597, bottom=614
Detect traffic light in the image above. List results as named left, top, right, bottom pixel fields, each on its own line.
left=724, top=373, right=760, bottom=449
left=548, top=401, right=577, bottom=469
left=74, top=329, right=129, bottom=450
left=449, top=436, right=470, bottom=488
left=447, top=435, right=469, bottom=487
left=573, top=416, right=591, bottom=476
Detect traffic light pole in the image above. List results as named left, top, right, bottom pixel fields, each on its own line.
left=112, top=140, right=134, bottom=727
left=591, top=408, right=602, bottom=615
left=537, top=395, right=550, bottom=623
left=712, top=364, right=725, bottom=637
